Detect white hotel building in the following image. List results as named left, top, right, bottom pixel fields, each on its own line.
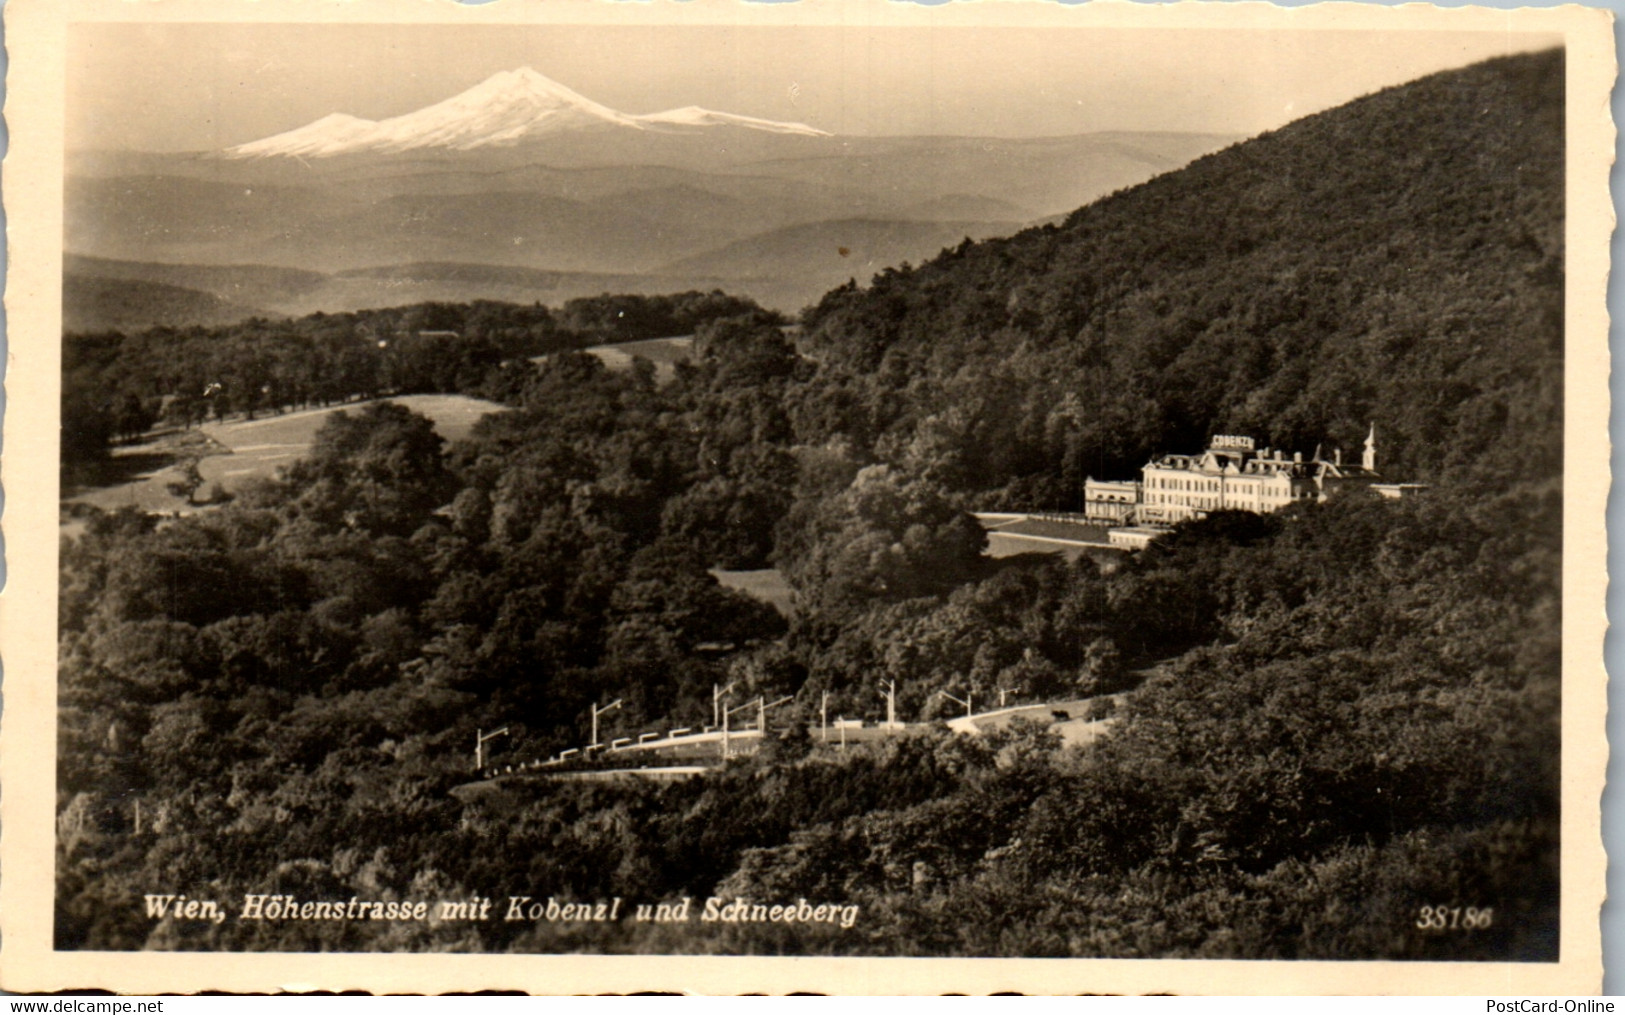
left=1087, top=429, right=1420, bottom=546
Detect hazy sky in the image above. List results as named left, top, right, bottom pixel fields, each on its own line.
left=68, top=23, right=1560, bottom=151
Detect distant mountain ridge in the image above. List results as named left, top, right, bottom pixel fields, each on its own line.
left=67, top=66, right=1241, bottom=315
left=227, top=67, right=829, bottom=158
left=63, top=254, right=757, bottom=328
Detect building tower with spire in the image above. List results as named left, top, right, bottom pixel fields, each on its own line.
left=1363, top=424, right=1377, bottom=473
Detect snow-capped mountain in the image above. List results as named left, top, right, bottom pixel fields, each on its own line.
left=227, top=67, right=829, bottom=158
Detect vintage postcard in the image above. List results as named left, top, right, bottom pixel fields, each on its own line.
left=0, top=0, right=1612, bottom=995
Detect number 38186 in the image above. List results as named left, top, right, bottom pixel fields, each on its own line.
left=1416, top=905, right=1493, bottom=930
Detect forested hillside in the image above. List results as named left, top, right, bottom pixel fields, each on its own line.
left=796, top=51, right=1562, bottom=504
left=57, top=52, right=1563, bottom=958
left=61, top=290, right=771, bottom=481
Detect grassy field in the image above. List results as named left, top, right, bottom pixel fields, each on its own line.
left=533, top=336, right=695, bottom=383
left=585, top=335, right=693, bottom=368
left=710, top=568, right=795, bottom=616
left=63, top=394, right=508, bottom=524
left=199, top=393, right=505, bottom=488
left=994, top=518, right=1111, bottom=543
left=63, top=430, right=228, bottom=520
left=977, top=514, right=1125, bottom=563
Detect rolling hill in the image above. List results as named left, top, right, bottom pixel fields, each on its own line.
left=660, top=218, right=1023, bottom=306
left=66, top=254, right=328, bottom=308
left=62, top=274, right=268, bottom=332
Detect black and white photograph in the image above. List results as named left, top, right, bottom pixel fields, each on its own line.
left=3, top=0, right=1612, bottom=994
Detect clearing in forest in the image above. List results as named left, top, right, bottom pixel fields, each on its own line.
left=62, top=393, right=507, bottom=524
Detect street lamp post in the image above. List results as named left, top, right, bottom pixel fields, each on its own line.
left=712, top=682, right=737, bottom=729
left=938, top=690, right=973, bottom=720
left=715, top=682, right=734, bottom=759
left=590, top=699, right=622, bottom=750
left=475, top=726, right=510, bottom=773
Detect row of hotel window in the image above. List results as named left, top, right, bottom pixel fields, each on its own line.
left=1145, top=476, right=1296, bottom=492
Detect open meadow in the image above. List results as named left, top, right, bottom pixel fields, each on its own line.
left=709, top=567, right=795, bottom=615
left=533, top=335, right=695, bottom=382
left=62, top=393, right=507, bottom=526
